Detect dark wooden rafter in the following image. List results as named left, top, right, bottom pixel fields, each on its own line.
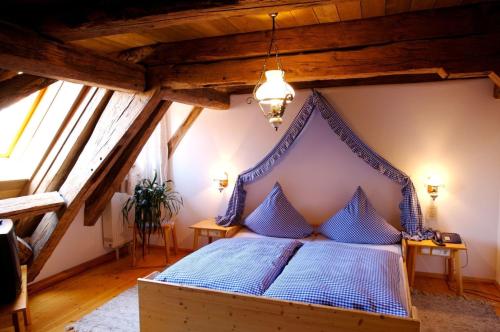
left=132, top=3, right=500, bottom=66
left=0, top=21, right=145, bottom=92
left=0, top=69, right=18, bottom=82
left=150, top=33, right=500, bottom=90
left=83, top=100, right=173, bottom=226
left=161, top=88, right=230, bottom=110
left=167, top=106, right=204, bottom=159
left=0, top=74, right=56, bottom=110
left=28, top=89, right=164, bottom=281
left=0, top=192, right=64, bottom=220
left=39, top=0, right=338, bottom=41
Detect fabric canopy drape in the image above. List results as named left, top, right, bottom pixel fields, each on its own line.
left=216, top=91, right=431, bottom=239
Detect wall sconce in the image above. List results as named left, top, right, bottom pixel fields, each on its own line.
left=213, top=172, right=228, bottom=192
left=427, top=175, right=443, bottom=201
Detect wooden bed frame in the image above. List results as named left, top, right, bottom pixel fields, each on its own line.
left=138, top=243, right=420, bottom=332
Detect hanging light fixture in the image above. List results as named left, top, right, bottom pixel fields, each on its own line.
left=249, top=13, right=295, bottom=131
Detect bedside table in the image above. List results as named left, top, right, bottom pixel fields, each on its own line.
left=190, top=219, right=241, bottom=250
left=405, top=239, right=467, bottom=295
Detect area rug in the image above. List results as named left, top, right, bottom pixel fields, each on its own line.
left=66, top=287, right=500, bottom=332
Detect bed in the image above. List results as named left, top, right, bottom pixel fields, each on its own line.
left=138, top=227, right=419, bottom=332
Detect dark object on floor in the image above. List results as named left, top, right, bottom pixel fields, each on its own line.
left=0, top=219, right=21, bottom=304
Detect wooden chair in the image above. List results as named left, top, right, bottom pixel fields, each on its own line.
left=131, top=218, right=178, bottom=266
left=0, top=266, right=31, bottom=332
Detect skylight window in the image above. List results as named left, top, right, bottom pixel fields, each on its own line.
left=0, top=90, right=44, bottom=158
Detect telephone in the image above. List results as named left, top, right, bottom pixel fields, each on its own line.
left=433, top=231, right=462, bottom=246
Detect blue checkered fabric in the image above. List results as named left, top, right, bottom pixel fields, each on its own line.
left=318, top=187, right=401, bottom=244
left=216, top=91, right=430, bottom=239
left=243, top=183, right=313, bottom=238
left=264, top=241, right=408, bottom=317
left=154, top=237, right=302, bottom=295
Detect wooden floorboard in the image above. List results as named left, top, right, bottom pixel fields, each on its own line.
left=3, top=248, right=498, bottom=331
left=13, top=248, right=184, bottom=332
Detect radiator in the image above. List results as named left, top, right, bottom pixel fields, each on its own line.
left=102, top=192, right=133, bottom=249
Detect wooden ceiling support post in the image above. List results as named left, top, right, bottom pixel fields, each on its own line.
left=0, top=74, right=56, bottom=110
left=28, top=89, right=164, bottom=282
left=0, top=21, right=145, bottom=92
left=167, top=106, right=204, bottom=160
left=83, top=100, right=173, bottom=226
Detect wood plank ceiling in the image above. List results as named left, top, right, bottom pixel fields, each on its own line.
left=59, top=1, right=471, bottom=54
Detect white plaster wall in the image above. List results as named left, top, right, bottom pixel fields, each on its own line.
left=34, top=206, right=111, bottom=282
left=168, top=79, right=500, bottom=280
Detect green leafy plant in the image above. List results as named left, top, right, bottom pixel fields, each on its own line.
left=122, top=173, right=182, bottom=256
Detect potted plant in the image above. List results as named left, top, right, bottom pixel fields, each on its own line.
left=122, top=173, right=182, bottom=257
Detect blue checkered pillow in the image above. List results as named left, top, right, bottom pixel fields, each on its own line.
left=318, top=186, right=401, bottom=244
left=243, top=183, right=313, bottom=238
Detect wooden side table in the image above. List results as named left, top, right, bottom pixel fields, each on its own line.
left=190, top=219, right=241, bottom=250
left=405, top=239, right=467, bottom=295
left=0, top=265, right=31, bottom=332
left=131, top=220, right=178, bottom=266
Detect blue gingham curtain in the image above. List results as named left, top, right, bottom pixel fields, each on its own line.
left=216, top=91, right=431, bottom=239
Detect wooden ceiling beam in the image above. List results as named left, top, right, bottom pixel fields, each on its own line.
left=40, top=0, right=340, bottom=42
left=150, top=33, right=500, bottom=90
left=83, top=100, right=173, bottom=226
left=0, top=74, right=56, bottom=110
left=131, top=3, right=500, bottom=66
left=161, top=88, right=230, bottom=110
left=0, top=192, right=64, bottom=220
left=490, top=72, right=500, bottom=99
left=0, top=69, right=18, bottom=83
left=0, top=21, right=145, bottom=92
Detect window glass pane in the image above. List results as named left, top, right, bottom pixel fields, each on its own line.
left=0, top=92, right=39, bottom=157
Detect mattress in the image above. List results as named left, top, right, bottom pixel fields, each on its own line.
left=234, top=227, right=409, bottom=314
left=154, top=237, right=301, bottom=295
left=264, top=241, right=409, bottom=317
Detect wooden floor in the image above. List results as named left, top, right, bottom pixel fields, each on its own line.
left=6, top=247, right=185, bottom=332
left=3, top=248, right=499, bottom=331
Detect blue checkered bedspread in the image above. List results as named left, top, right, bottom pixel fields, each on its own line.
left=154, top=237, right=302, bottom=295
left=264, top=241, right=408, bottom=317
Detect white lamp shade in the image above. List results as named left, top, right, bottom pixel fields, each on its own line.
left=255, top=70, right=295, bottom=104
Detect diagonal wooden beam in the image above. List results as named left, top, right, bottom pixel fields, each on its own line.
left=0, top=192, right=64, bottom=220
left=150, top=33, right=500, bottom=89
left=489, top=72, right=500, bottom=99
left=161, top=88, right=230, bottom=110
left=132, top=3, right=500, bottom=66
left=83, top=100, right=173, bottom=226
left=28, top=88, right=164, bottom=281
left=168, top=106, right=204, bottom=159
left=40, top=0, right=338, bottom=41
left=0, top=21, right=145, bottom=92
left=0, top=74, right=56, bottom=110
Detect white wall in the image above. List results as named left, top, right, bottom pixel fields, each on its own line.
left=34, top=206, right=111, bottom=282
left=168, top=79, right=500, bottom=280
